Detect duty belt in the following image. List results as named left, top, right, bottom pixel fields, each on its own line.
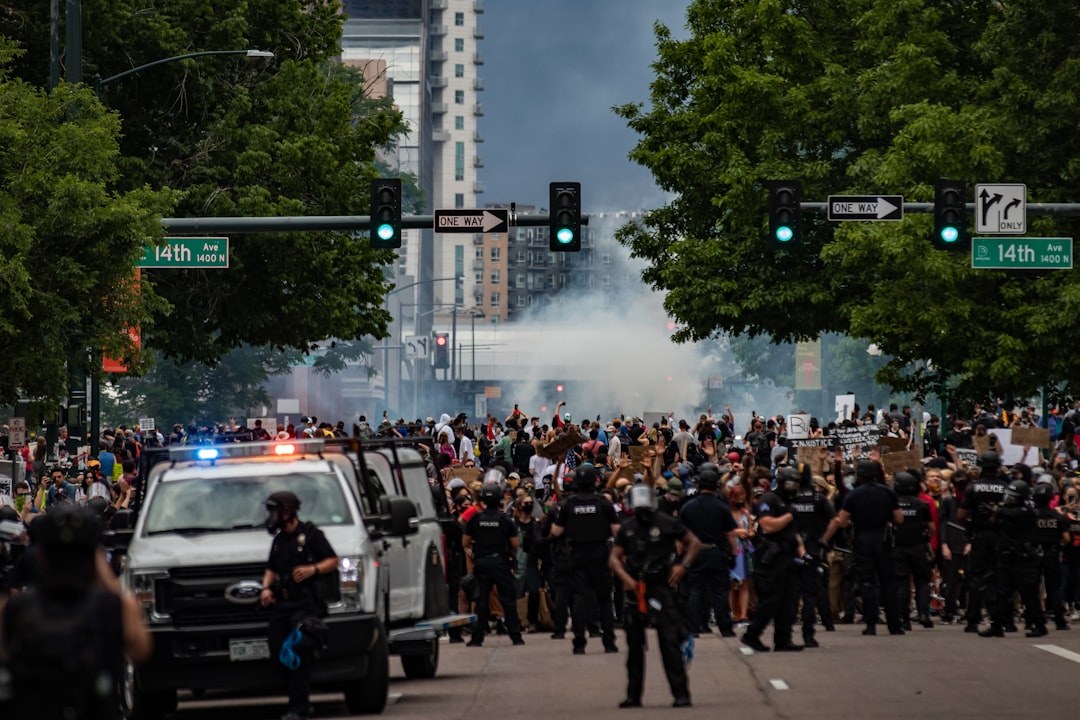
left=699, top=543, right=718, bottom=550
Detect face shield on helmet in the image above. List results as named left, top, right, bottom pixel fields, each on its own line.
left=1003, top=479, right=1030, bottom=507
left=777, top=467, right=802, bottom=499
left=483, top=467, right=506, bottom=486
left=626, top=483, right=658, bottom=515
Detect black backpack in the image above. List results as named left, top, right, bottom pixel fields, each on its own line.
left=3, top=587, right=122, bottom=720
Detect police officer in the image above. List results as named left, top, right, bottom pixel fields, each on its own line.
left=956, top=451, right=1008, bottom=633
left=549, top=464, right=621, bottom=654
left=543, top=480, right=575, bottom=639
left=892, top=471, right=935, bottom=630
left=983, top=480, right=1043, bottom=637
left=609, top=483, right=702, bottom=709
left=822, top=460, right=905, bottom=636
left=260, top=491, right=339, bottom=720
left=1032, top=480, right=1070, bottom=630
left=679, top=467, right=739, bottom=637
left=790, top=466, right=836, bottom=646
left=463, top=480, right=525, bottom=647
left=741, top=466, right=806, bottom=652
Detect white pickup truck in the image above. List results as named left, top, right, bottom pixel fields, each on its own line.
left=120, top=438, right=471, bottom=719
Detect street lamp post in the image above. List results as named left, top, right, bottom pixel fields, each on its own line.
left=93, top=49, right=274, bottom=96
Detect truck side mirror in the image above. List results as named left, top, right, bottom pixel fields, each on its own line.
left=379, top=495, right=419, bottom=537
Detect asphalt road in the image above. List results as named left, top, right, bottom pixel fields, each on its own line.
left=173, top=622, right=1080, bottom=720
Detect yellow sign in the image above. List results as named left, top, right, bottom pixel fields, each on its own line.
left=795, top=339, right=822, bottom=390
left=484, top=386, right=502, bottom=398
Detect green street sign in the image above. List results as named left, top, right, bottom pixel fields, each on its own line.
left=138, top=237, right=229, bottom=268
left=971, top=237, right=1072, bottom=270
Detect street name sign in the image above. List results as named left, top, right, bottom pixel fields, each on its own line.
left=434, top=208, right=509, bottom=233
left=827, top=195, right=903, bottom=221
left=138, top=237, right=229, bottom=268
left=971, top=237, right=1072, bottom=270
left=975, top=183, right=1026, bottom=234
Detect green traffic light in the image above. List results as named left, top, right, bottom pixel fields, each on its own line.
left=376, top=223, right=395, bottom=241
left=940, top=226, right=959, bottom=243
left=556, top=227, right=574, bottom=244
left=775, top=225, right=794, bottom=243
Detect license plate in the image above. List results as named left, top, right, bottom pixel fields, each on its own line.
left=229, top=639, right=270, bottom=662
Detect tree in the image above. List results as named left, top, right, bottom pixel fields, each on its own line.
left=3, top=0, right=410, bottom=366
left=0, top=38, right=176, bottom=405
left=615, top=0, right=1080, bottom=406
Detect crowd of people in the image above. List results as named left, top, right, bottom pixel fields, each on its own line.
left=3, top=396, right=1080, bottom=709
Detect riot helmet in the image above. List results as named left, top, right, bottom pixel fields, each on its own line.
left=1032, top=481, right=1055, bottom=507
left=626, top=483, right=658, bottom=518
left=856, top=460, right=881, bottom=484
left=1003, top=479, right=1030, bottom=507
left=478, top=483, right=502, bottom=507
left=777, top=466, right=802, bottom=499
left=979, top=450, right=1001, bottom=472
left=697, top=469, right=721, bottom=492
left=265, top=491, right=301, bottom=534
left=893, top=471, right=919, bottom=496
left=572, top=464, right=598, bottom=492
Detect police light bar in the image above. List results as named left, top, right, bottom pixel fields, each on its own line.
left=167, top=439, right=326, bottom=462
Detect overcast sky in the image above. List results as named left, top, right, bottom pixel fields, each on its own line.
left=481, top=0, right=691, bottom=213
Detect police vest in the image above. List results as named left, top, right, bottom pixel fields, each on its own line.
left=563, top=494, right=610, bottom=544
left=967, top=477, right=1008, bottom=531
left=472, top=510, right=509, bottom=555
left=624, top=520, right=677, bottom=580
left=791, top=490, right=827, bottom=547
left=1032, top=507, right=1063, bottom=546
left=894, top=497, right=928, bottom=547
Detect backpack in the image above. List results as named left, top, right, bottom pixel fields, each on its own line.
left=3, top=587, right=122, bottom=720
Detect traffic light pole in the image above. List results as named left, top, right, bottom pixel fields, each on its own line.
left=162, top=213, right=589, bottom=233
left=799, top=202, right=1080, bottom=215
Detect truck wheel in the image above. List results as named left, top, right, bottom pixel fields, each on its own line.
left=345, top=623, right=389, bottom=715
left=119, top=661, right=177, bottom=720
left=400, top=638, right=439, bottom=679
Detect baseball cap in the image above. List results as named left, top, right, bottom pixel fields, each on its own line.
left=508, top=472, right=521, bottom=480
left=727, top=451, right=741, bottom=464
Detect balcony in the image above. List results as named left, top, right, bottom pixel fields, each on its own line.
left=474, top=0, right=484, bottom=12
left=430, top=76, right=448, bottom=88
left=473, top=180, right=485, bottom=194
left=473, top=155, right=484, bottom=168
left=473, top=52, right=484, bottom=65
left=430, top=24, right=447, bottom=37
left=473, top=130, right=484, bottom=143
left=473, top=77, right=484, bottom=91
left=431, top=0, right=447, bottom=10
left=432, top=128, right=450, bottom=142
left=473, top=259, right=484, bottom=270
left=429, top=50, right=447, bottom=62
left=431, top=102, right=448, bottom=114
left=473, top=103, right=484, bottom=116
left=473, top=25, right=484, bottom=39
left=473, top=235, right=484, bottom=245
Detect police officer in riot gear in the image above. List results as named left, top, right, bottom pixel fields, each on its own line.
left=892, top=471, right=935, bottom=630
left=550, top=464, right=621, bottom=654
left=982, top=479, right=1044, bottom=637
left=463, top=482, right=525, bottom=647
left=678, top=468, right=739, bottom=637
left=822, top=460, right=905, bottom=636
left=957, top=450, right=1008, bottom=633
left=610, top=483, right=702, bottom=709
left=789, top=465, right=836, bottom=646
left=741, top=466, right=806, bottom=652
left=1032, top=480, right=1070, bottom=630
left=543, top=481, right=575, bottom=639
left=261, top=491, right=340, bottom=720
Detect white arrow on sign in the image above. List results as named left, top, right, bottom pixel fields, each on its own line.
left=874, top=197, right=899, bottom=219
left=479, top=211, right=503, bottom=232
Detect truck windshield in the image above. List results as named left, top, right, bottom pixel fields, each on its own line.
left=143, top=472, right=353, bottom=535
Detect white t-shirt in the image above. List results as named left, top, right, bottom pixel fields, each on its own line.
left=529, top=453, right=551, bottom=481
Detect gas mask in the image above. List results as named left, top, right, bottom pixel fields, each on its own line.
left=264, top=504, right=294, bottom=535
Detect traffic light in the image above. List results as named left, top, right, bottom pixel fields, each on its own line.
left=767, top=180, right=801, bottom=249
left=433, top=332, right=449, bottom=369
left=933, top=179, right=967, bottom=251
left=370, top=178, right=402, bottom=249
left=549, top=182, right=582, bottom=252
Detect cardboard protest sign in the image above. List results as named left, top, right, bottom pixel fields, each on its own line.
left=537, top=428, right=587, bottom=460
left=1011, top=426, right=1051, bottom=449
left=628, top=445, right=650, bottom=471
left=878, top=437, right=910, bottom=454
left=953, top=448, right=979, bottom=467
left=447, top=466, right=483, bottom=484
left=881, top=449, right=922, bottom=476
left=787, top=414, right=811, bottom=440
left=789, top=426, right=880, bottom=463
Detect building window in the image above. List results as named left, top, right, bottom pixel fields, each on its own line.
left=454, top=116, right=465, bottom=130
left=489, top=270, right=500, bottom=284
left=454, top=63, right=465, bottom=78
left=454, top=246, right=465, bottom=303
left=454, top=193, right=465, bottom=208
left=490, top=233, right=500, bottom=242
left=517, top=295, right=528, bottom=308
left=516, top=252, right=526, bottom=265
left=490, top=247, right=500, bottom=261
left=490, top=292, right=500, bottom=308
left=601, top=253, right=612, bottom=265
left=454, top=11, right=465, bottom=25
left=474, top=271, right=483, bottom=285
left=474, top=246, right=483, bottom=259
left=455, top=38, right=464, bottom=52
left=455, top=142, right=465, bottom=181
left=454, top=89, right=465, bottom=104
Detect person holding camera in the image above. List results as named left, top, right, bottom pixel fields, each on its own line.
left=260, top=491, right=339, bottom=720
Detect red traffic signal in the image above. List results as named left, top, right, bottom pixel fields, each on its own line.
left=435, top=335, right=447, bottom=347
left=433, top=332, right=450, bottom=369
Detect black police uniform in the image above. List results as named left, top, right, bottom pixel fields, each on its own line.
left=679, top=491, right=738, bottom=636
left=744, top=489, right=801, bottom=649
left=893, top=495, right=933, bottom=628
left=1032, top=504, right=1068, bottom=628
left=960, top=472, right=1007, bottom=630
left=543, top=492, right=574, bottom=638
left=554, top=491, right=619, bottom=652
left=266, top=521, right=337, bottom=715
left=614, top=512, right=691, bottom=704
left=464, top=506, right=524, bottom=645
left=991, top=500, right=1042, bottom=635
left=936, top=493, right=968, bottom=623
left=791, top=486, right=836, bottom=642
left=841, top=480, right=903, bottom=634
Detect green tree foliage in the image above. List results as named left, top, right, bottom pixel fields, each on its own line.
left=3, top=0, right=409, bottom=367
left=616, top=0, right=1080, bottom=406
left=0, top=38, right=176, bottom=405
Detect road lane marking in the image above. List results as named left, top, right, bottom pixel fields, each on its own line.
left=739, top=647, right=755, bottom=655
left=1034, top=644, right=1080, bottom=664
left=389, top=693, right=403, bottom=704
left=769, top=679, right=789, bottom=690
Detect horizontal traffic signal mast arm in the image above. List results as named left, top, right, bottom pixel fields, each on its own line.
left=162, top=214, right=590, bottom=234
left=799, top=202, right=1080, bottom=215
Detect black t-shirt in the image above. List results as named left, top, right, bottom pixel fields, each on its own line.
left=678, top=492, right=737, bottom=545
left=465, top=507, right=517, bottom=556
left=894, top=496, right=931, bottom=546
left=267, top=521, right=337, bottom=605
left=841, top=482, right=899, bottom=532
left=614, top=512, right=687, bottom=581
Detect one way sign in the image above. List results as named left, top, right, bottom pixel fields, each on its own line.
left=434, top=208, right=509, bottom=234
left=828, top=195, right=904, bottom=222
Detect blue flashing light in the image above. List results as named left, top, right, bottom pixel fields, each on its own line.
left=196, top=447, right=220, bottom=461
